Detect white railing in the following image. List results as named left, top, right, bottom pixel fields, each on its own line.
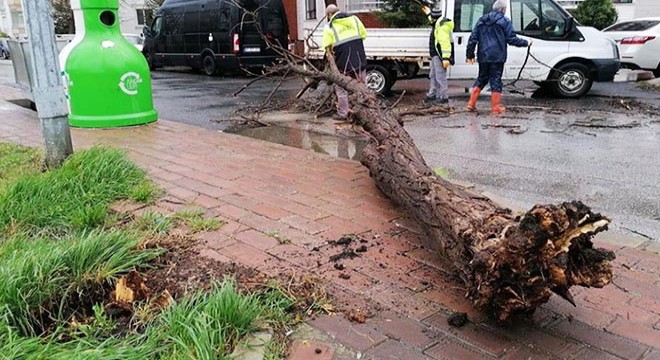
left=346, top=0, right=384, bottom=13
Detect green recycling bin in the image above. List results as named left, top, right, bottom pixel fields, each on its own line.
left=59, top=0, right=157, bottom=128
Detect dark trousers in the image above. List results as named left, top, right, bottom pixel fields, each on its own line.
left=473, top=62, right=504, bottom=93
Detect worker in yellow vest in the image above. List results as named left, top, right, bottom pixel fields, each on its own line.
left=423, top=5, right=454, bottom=106
left=322, top=4, right=368, bottom=120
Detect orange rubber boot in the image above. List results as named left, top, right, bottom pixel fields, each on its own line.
left=466, top=87, right=481, bottom=111
left=491, top=92, right=506, bottom=115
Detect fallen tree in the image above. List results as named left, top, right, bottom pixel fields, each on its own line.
left=240, top=16, right=615, bottom=321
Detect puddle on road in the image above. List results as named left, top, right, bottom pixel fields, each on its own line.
left=229, top=125, right=368, bottom=160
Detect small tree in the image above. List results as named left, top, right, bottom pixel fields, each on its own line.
left=377, top=0, right=429, bottom=28
left=573, top=0, right=618, bottom=30
left=52, top=0, right=74, bottom=34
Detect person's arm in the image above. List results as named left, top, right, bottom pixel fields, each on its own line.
left=321, top=27, right=334, bottom=52
left=466, top=22, right=480, bottom=60
left=357, top=17, right=367, bottom=40
left=504, top=19, right=529, bottom=47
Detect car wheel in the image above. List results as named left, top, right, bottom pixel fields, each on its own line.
left=365, top=64, right=394, bottom=95
left=202, top=54, right=217, bottom=76
left=550, top=62, right=593, bottom=98
left=654, top=65, right=660, bottom=78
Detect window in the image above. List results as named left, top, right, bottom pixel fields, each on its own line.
left=453, top=0, right=492, bottom=32
left=511, top=0, right=568, bottom=38
left=346, top=0, right=384, bottom=13
left=306, top=0, right=316, bottom=20
left=136, top=9, right=146, bottom=25
left=151, top=16, right=162, bottom=37
left=604, top=20, right=660, bottom=32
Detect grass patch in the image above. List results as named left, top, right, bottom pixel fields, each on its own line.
left=133, top=211, right=173, bottom=235
left=0, top=280, right=293, bottom=359
left=0, top=145, right=308, bottom=358
left=0, top=146, right=158, bottom=235
left=636, top=80, right=660, bottom=92
left=0, top=143, right=42, bottom=190
left=173, top=209, right=224, bottom=233
left=0, top=230, right=162, bottom=336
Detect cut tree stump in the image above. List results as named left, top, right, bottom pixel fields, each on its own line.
left=272, top=53, right=616, bottom=322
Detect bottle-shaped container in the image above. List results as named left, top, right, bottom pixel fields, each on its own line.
left=59, top=0, right=157, bottom=128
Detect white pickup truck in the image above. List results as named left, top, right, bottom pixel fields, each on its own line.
left=306, top=0, right=620, bottom=98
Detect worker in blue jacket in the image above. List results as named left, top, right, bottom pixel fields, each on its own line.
left=466, top=0, right=531, bottom=115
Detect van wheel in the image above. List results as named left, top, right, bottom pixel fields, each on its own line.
left=550, top=62, right=593, bottom=98
left=365, top=64, right=393, bottom=95
left=653, top=64, right=660, bottom=78
left=202, top=54, right=217, bottom=76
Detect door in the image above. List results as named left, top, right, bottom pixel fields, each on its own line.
left=148, top=16, right=165, bottom=66
left=450, top=0, right=493, bottom=79
left=506, top=0, right=569, bottom=80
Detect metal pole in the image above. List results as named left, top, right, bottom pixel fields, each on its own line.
left=21, top=0, right=73, bottom=168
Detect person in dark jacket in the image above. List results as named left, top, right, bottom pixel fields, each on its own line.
left=322, top=4, right=367, bottom=120
left=466, top=0, right=531, bottom=115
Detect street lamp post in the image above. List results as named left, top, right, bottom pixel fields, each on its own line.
left=21, top=0, right=73, bottom=168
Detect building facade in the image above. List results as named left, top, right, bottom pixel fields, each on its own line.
left=0, top=0, right=144, bottom=37
left=0, top=0, right=25, bottom=37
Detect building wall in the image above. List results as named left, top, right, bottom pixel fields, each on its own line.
left=118, top=0, right=146, bottom=35
left=0, top=0, right=24, bottom=37
left=634, top=0, right=660, bottom=18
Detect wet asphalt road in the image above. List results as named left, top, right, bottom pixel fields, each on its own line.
left=150, top=68, right=302, bottom=131
left=1, top=60, right=658, bottom=241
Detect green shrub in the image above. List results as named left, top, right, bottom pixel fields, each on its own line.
left=573, top=0, right=618, bottom=30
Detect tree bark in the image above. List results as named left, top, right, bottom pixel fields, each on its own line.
left=274, top=55, right=616, bottom=321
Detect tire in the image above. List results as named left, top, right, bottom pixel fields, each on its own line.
left=653, top=64, right=660, bottom=78
left=365, top=64, right=394, bottom=95
left=549, top=62, right=593, bottom=98
left=202, top=54, right=217, bottom=76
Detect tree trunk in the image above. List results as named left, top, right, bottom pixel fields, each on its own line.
left=277, top=55, right=616, bottom=321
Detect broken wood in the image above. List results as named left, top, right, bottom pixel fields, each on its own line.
left=398, top=106, right=453, bottom=117
left=570, top=120, right=641, bottom=129
left=289, top=54, right=615, bottom=321
left=236, top=15, right=616, bottom=322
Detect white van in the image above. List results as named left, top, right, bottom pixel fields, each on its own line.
left=305, top=0, right=620, bottom=98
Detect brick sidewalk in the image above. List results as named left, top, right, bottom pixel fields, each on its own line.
left=1, top=86, right=658, bottom=360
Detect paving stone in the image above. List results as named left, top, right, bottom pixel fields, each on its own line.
left=423, top=312, right=517, bottom=357
left=234, top=229, right=280, bottom=250
left=424, top=338, right=496, bottom=360
left=607, top=317, right=660, bottom=348
left=308, top=314, right=387, bottom=352
left=370, top=311, right=439, bottom=349
left=365, top=339, right=432, bottom=360
left=286, top=339, right=335, bottom=360
left=281, top=215, right=330, bottom=235
left=594, top=231, right=648, bottom=248
left=642, top=350, right=660, bottom=360
left=550, top=319, right=649, bottom=360
left=571, top=346, right=626, bottom=360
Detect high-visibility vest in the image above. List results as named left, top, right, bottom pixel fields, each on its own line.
left=434, top=18, right=454, bottom=60
left=322, top=13, right=367, bottom=50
